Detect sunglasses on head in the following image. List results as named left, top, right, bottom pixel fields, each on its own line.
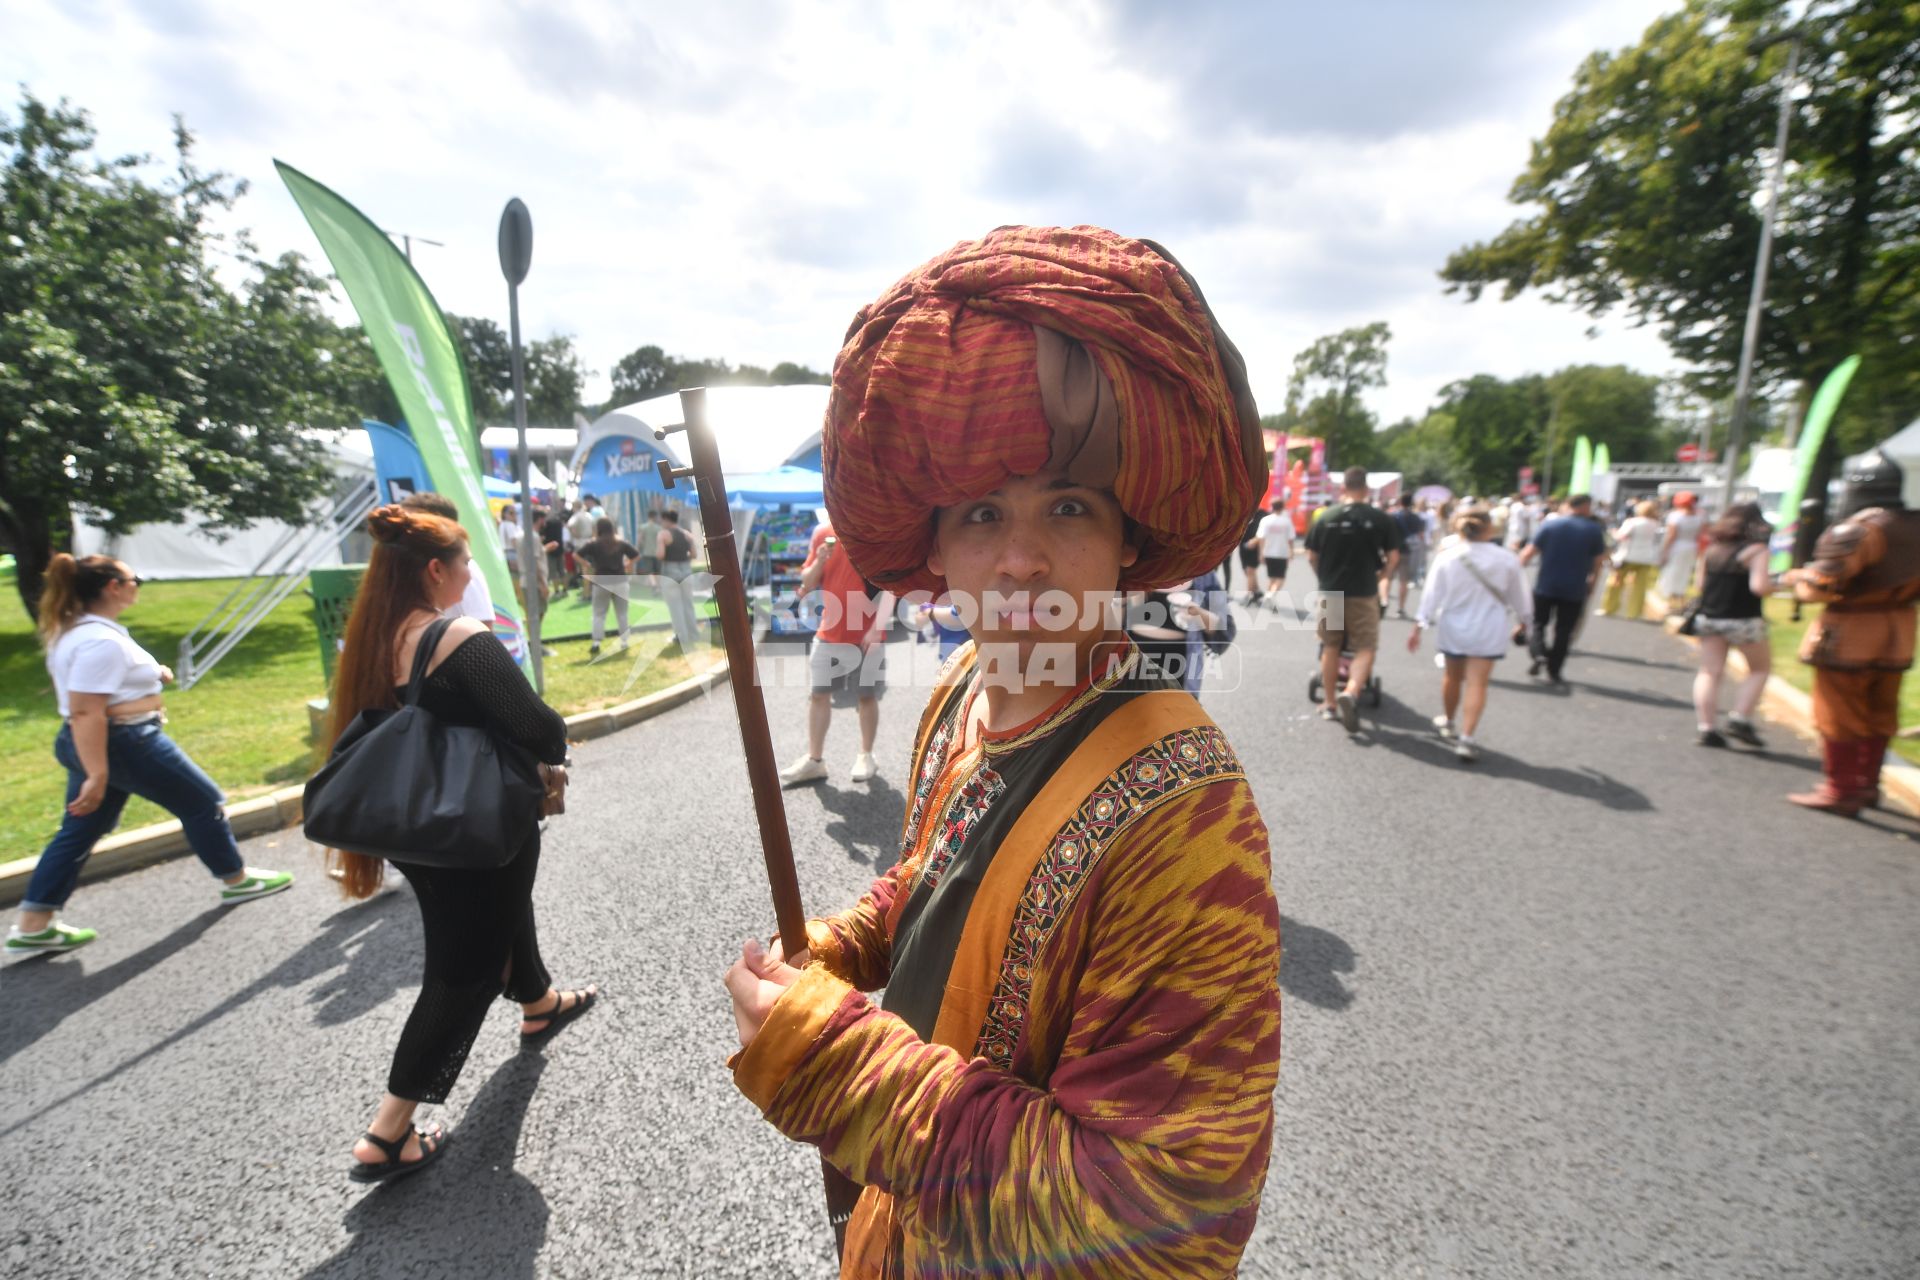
left=120, top=574, right=145, bottom=587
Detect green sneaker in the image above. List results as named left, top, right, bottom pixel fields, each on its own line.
left=5, top=920, right=99, bottom=960
left=219, top=868, right=294, bottom=905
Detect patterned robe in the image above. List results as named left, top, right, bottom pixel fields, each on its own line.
left=732, top=643, right=1281, bottom=1277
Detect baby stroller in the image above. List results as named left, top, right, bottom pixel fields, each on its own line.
left=1306, top=642, right=1383, bottom=708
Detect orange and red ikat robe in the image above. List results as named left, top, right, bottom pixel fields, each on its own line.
left=732, top=642, right=1281, bottom=1278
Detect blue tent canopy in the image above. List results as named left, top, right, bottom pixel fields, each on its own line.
left=725, top=466, right=825, bottom=507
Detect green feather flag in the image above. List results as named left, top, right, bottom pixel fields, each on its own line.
left=1569, top=436, right=1594, bottom=496
left=1771, top=355, right=1862, bottom=571
left=277, top=160, right=529, bottom=667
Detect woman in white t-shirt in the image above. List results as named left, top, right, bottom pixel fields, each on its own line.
left=7, top=556, right=293, bottom=962
left=1657, top=491, right=1705, bottom=601
left=1407, top=509, right=1533, bottom=762
left=1597, top=499, right=1665, bottom=619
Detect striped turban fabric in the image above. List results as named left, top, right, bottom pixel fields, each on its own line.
left=822, top=225, right=1265, bottom=594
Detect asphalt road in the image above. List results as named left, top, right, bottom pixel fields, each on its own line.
left=3, top=562, right=1916, bottom=1279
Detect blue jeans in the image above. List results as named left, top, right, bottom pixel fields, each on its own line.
left=22, top=721, right=244, bottom=911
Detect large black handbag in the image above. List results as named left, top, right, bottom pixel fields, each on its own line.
left=304, top=618, right=544, bottom=868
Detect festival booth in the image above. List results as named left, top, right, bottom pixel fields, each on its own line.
left=572, top=384, right=830, bottom=539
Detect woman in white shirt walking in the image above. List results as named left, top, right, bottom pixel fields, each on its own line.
left=7, top=555, right=292, bottom=961
left=1407, top=509, right=1533, bottom=762
left=1597, top=499, right=1665, bottom=619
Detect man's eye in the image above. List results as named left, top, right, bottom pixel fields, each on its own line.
left=964, top=506, right=1000, bottom=524
left=1053, top=499, right=1088, bottom=517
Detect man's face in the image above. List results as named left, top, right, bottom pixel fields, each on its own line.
left=927, top=469, right=1138, bottom=665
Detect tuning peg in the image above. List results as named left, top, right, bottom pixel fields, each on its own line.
left=656, top=458, right=695, bottom=489
left=653, top=422, right=690, bottom=439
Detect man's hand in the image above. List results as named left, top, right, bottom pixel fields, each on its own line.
left=158, top=665, right=175, bottom=684
left=68, top=774, right=109, bottom=817
left=724, top=937, right=805, bottom=1049
left=1406, top=624, right=1422, bottom=654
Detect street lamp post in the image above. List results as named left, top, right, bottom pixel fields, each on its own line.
left=1719, top=34, right=1801, bottom=509
left=498, top=198, right=542, bottom=694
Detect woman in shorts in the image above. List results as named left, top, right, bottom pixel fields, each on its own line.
left=1407, top=509, right=1532, bottom=763
left=1690, top=502, right=1774, bottom=748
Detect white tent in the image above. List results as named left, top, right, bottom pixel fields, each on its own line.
left=1875, top=417, right=1920, bottom=508
left=577, top=384, right=831, bottom=480
left=72, top=432, right=374, bottom=580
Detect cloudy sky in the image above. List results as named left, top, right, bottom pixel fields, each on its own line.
left=4, top=0, right=1685, bottom=427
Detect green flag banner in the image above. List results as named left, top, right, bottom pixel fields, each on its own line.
left=1570, top=436, right=1594, bottom=496
left=1772, top=354, right=1862, bottom=572
left=276, top=161, right=527, bottom=666
left=1593, top=442, right=1611, bottom=476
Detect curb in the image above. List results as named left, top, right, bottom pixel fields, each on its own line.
left=1651, top=597, right=1920, bottom=818
left=0, top=659, right=730, bottom=909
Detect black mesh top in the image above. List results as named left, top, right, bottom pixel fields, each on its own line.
left=396, top=632, right=569, bottom=765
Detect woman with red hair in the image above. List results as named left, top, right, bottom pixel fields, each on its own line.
left=1658, top=490, right=1705, bottom=602
left=327, top=504, right=596, bottom=1183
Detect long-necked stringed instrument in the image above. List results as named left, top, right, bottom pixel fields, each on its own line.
left=653, top=387, right=864, bottom=1254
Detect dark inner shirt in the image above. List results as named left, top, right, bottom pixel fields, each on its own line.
left=881, top=659, right=1172, bottom=1042
left=1305, top=502, right=1404, bottom=596
left=576, top=538, right=638, bottom=577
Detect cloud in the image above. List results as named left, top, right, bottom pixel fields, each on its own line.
left=1104, top=0, right=1621, bottom=141
left=1, top=0, right=1688, bottom=429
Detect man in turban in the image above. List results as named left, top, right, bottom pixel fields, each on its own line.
left=723, top=227, right=1281, bottom=1278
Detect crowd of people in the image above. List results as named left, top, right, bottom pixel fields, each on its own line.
left=8, top=223, right=1916, bottom=1277
left=493, top=493, right=703, bottom=655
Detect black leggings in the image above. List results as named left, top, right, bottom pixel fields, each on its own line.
left=387, top=832, right=552, bottom=1104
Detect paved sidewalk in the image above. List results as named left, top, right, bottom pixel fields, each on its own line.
left=2, top=568, right=1914, bottom=1278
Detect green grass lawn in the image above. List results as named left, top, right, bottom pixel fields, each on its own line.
left=1, top=576, right=721, bottom=861
left=1761, top=596, right=1920, bottom=765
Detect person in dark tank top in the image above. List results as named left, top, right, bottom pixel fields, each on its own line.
left=1690, top=502, right=1775, bottom=748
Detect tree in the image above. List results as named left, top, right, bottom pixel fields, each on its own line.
left=524, top=336, right=588, bottom=424
left=1438, top=374, right=1550, bottom=495
left=1381, top=413, right=1465, bottom=491
left=448, top=314, right=511, bottom=422
left=1539, top=365, right=1665, bottom=486
left=603, top=345, right=831, bottom=410
left=1442, top=0, right=1920, bottom=508
left=607, top=344, right=672, bottom=404
left=1286, top=322, right=1391, bottom=471
left=444, top=317, right=592, bottom=426
left=0, top=94, right=368, bottom=618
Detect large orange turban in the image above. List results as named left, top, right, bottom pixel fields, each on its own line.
left=822, top=225, right=1264, bottom=594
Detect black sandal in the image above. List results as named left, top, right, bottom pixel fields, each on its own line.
left=520, top=986, right=599, bottom=1047
left=348, top=1123, right=448, bottom=1184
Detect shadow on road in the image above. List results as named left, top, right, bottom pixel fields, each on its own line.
left=0, top=907, right=228, bottom=1065
left=811, top=777, right=907, bottom=867
left=1356, top=693, right=1653, bottom=811
left=305, top=1053, right=551, bottom=1280
left=1565, top=680, right=1694, bottom=712
left=1280, top=916, right=1356, bottom=1011
left=1568, top=646, right=1695, bottom=674
left=0, top=894, right=415, bottom=1140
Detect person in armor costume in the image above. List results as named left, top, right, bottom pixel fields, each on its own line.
left=1784, top=450, right=1920, bottom=816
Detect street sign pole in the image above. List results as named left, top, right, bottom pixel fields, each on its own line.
left=499, top=198, right=541, bottom=694
left=1720, top=35, right=1799, bottom=509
